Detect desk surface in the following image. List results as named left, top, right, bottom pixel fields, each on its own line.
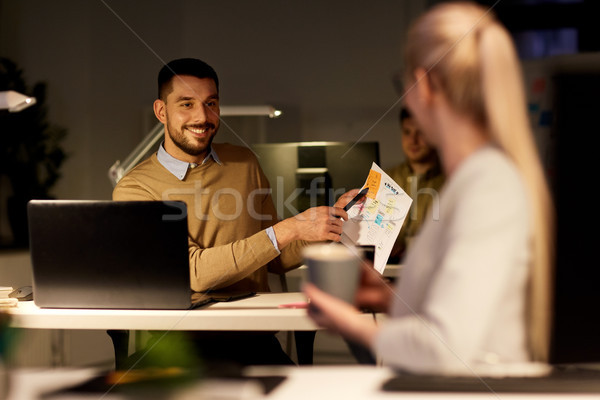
left=8, top=292, right=375, bottom=332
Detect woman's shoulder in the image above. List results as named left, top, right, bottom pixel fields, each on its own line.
left=456, top=146, right=522, bottom=188
left=445, top=146, right=529, bottom=212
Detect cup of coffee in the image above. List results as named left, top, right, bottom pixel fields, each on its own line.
left=303, top=243, right=362, bottom=303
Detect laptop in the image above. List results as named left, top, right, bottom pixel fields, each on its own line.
left=27, top=200, right=253, bottom=310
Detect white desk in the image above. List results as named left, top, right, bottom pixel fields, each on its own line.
left=7, top=292, right=375, bottom=332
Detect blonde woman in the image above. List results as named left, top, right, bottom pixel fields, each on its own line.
left=305, top=1, right=554, bottom=375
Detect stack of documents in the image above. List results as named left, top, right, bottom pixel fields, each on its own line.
left=0, top=287, right=13, bottom=298
left=0, top=286, right=17, bottom=307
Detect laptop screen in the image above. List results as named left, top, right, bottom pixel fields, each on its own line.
left=27, top=200, right=191, bottom=309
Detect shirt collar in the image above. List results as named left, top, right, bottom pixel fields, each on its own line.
left=157, top=142, right=222, bottom=181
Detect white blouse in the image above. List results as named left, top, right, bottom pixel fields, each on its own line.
left=374, top=145, right=532, bottom=375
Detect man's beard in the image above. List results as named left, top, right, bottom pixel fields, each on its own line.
left=167, top=122, right=218, bottom=156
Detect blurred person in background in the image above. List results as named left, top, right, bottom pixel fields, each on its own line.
left=385, top=106, right=445, bottom=263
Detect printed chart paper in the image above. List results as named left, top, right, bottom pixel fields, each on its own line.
left=341, top=162, right=412, bottom=273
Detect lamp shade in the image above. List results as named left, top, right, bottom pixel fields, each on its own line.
left=220, top=105, right=282, bottom=118
left=0, top=90, right=37, bottom=112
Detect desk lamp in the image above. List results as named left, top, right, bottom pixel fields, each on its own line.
left=0, top=90, right=37, bottom=112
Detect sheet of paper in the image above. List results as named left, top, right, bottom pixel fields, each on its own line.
left=341, top=162, right=412, bottom=273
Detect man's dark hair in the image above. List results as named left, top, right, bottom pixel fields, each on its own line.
left=157, top=58, right=219, bottom=100
left=399, top=106, right=412, bottom=123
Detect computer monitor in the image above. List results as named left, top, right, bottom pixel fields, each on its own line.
left=250, top=141, right=380, bottom=219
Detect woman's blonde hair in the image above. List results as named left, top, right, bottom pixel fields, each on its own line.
left=405, top=1, right=555, bottom=362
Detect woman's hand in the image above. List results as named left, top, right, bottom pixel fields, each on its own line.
left=303, top=283, right=379, bottom=348
left=354, top=261, right=395, bottom=313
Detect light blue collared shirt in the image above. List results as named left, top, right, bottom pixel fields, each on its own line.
left=156, top=143, right=280, bottom=252
left=157, top=142, right=222, bottom=181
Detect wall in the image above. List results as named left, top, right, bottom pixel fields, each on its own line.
left=0, top=0, right=426, bottom=201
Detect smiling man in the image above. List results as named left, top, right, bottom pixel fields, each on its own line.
left=112, top=58, right=351, bottom=367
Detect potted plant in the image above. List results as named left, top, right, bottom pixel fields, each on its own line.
left=0, top=57, right=68, bottom=248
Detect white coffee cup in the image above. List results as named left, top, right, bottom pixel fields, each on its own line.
left=303, top=243, right=362, bottom=303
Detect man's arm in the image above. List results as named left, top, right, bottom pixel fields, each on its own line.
left=186, top=230, right=281, bottom=291
left=267, top=189, right=360, bottom=274
left=190, top=206, right=346, bottom=291
left=272, top=189, right=359, bottom=248
left=272, top=206, right=346, bottom=248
